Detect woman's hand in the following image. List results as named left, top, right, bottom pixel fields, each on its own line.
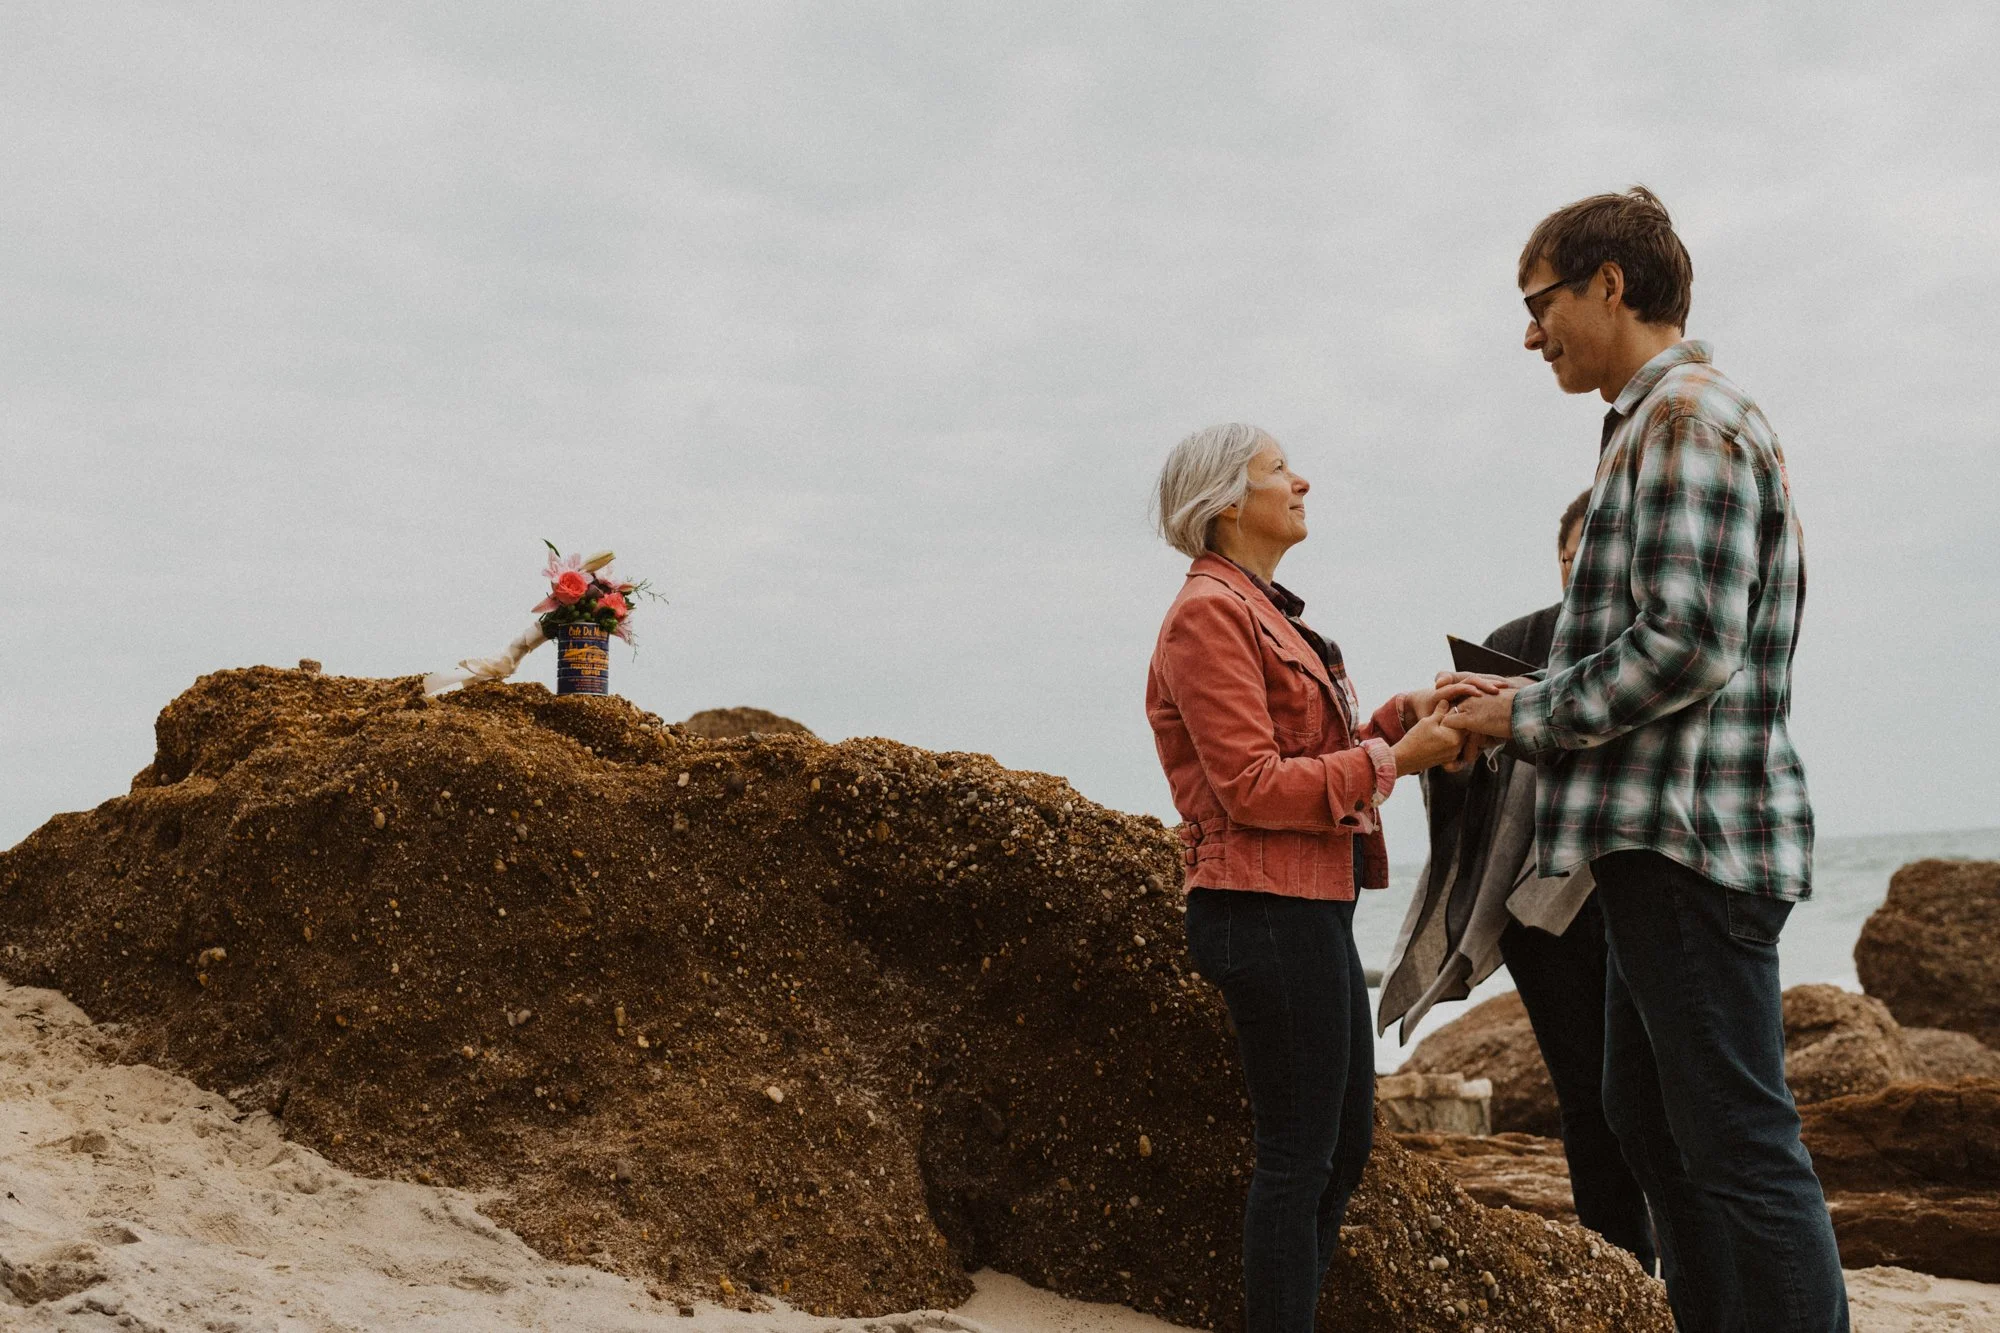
left=1400, top=676, right=1502, bottom=728
left=1391, top=702, right=1469, bottom=776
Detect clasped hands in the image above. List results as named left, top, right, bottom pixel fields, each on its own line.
left=1390, top=673, right=1525, bottom=775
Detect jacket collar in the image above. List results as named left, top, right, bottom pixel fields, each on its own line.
left=1186, top=553, right=1335, bottom=694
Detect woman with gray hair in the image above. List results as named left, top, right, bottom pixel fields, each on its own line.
left=1145, top=423, right=1473, bottom=1331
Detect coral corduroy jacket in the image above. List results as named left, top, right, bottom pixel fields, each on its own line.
left=1146, top=554, right=1406, bottom=901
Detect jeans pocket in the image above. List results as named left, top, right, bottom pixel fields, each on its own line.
left=1723, top=889, right=1792, bottom=946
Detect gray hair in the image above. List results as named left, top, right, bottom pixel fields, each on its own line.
left=1153, top=423, right=1267, bottom=559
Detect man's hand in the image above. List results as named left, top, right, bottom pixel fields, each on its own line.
left=1402, top=677, right=1500, bottom=728
left=1443, top=688, right=1517, bottom=740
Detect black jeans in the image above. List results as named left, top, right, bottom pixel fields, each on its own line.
left=1185, top=889, right=1374, bottom=1333
left=1498, top=894, right=1657, bottom=1270
left=1594, top=850, right=1849, bottom=1333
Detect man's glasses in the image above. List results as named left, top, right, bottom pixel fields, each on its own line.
left=1523, top=275, right=1576, bottom=327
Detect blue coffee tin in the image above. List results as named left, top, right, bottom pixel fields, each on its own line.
left=555, top=623, right=610, bottom=695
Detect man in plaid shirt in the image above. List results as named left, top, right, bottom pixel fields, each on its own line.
left=1446, top=187, right=1848, bottom=1331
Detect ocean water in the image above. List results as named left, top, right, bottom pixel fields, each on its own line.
left=1357, top=826, right=2000, bottom=1074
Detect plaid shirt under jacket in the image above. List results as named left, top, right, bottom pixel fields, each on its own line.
left=1512, top=340, right=1813, bottom=900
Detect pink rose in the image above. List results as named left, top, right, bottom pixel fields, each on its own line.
left=600, top=590, right=629, bottom=618
left=552, top=570, right=589, bottom=606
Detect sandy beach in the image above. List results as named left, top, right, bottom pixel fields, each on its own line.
left=4, top=978, right=1992, bottom=1333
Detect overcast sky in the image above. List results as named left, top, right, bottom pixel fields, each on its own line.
left=4, top=3, right=1996, bottom=862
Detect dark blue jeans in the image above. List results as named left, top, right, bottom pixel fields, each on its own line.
left=1499, top=894, right=1657, bottom=1270
left=1185, top=889, right=1374, bottom=1333
left=1594, top=850, right=1849, bottom=1333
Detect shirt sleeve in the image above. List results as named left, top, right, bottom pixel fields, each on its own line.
left=1159, top=592, right=1380, bottom=830
left=1513, top=410, right=1760, bottom=755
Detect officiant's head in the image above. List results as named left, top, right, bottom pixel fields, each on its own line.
left=1154, top=423, right=1309, bottom=576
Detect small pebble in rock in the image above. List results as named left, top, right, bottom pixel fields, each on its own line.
left=677, top=772, right=690, bottom=787
left=461, top=1045, right=478, bottom=1059
left=372, top=809, right=386, bottom=829
left=1428, top=1255, right=1449, bottom=1271
left=765, top=1085, right=785, bottom=1104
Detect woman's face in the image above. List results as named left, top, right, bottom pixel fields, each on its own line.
left=1227, top=439, right=1311, bottom=548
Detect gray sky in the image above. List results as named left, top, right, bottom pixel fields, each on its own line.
left=5, top=3, right=1997, bottom=861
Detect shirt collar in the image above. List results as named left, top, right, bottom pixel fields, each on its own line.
left=1226, top=559, right=1307, bottom=620
left=1609, top=338, right=1711, bottom=420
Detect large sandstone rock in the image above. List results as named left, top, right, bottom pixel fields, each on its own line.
left=1903, top=1027, right=2000, bottom=1083
left=0, top=668, right=1670, bottom=1332
left=1782, top=984, right=1914, bottom=1103
left=1855, top=859, right=2000, bottom=1048
left=1800, top=1077, right=2000, bottom=1283
left=1398, top=992, right=1559, bottom=1136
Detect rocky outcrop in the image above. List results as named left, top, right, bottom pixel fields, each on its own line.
left=1405, top=980, right=1975, bottom=1128
left=1397, top=992, right=1559, bottom=1136
left=0, top=668, right=1670, bottom=1332
left=1782, top=984, right=1914, bottom=1103
left=1391, top=1132, right=1575, bottom=1223
left=1799, top=1077, right=2000, bottom=1283
left=678, top=707, right=818, bottom=740
left=1855, top=859, right=2000, bottom=1048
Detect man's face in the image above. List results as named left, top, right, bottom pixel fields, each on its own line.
left=1522, top=258, right=1611, bottom=396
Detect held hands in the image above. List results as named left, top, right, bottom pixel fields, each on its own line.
left=1434, top=670, right=1528, bottom=745
left=1391, top=700, right=1472, bottom=776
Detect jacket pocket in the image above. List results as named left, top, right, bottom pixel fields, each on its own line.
left=1264, top=660, right=1324, bottom=752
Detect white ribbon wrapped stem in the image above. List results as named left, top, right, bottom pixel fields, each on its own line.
left=423, top=622, right=551, bottom=695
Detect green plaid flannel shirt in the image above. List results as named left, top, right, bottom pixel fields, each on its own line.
left=1512, top=341, right=1813, bottom=899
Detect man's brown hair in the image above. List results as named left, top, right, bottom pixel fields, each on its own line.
left=1559, top=488, right=1592, bottom=549
left=1519, top=186, right=1693, bottom=329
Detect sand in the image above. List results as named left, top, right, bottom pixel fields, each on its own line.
left=3, top=979, right=1993, bottom=1332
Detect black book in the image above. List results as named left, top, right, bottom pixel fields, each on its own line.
left=1447, top=635, right=1537, bottom=679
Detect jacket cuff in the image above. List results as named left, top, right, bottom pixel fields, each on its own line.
left=1510, top=679, right=1557, bottom=757
left=1367, top=694, right=1409, bottom=745
left=1324, top=746, right=1378, bottom=829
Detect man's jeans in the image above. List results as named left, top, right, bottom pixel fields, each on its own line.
left=1594, top=850, right=1849, bottom=1333
left=1498, top=893, right=1656, bottom=1270
left=1185, top=889, right=1374, bottom=1333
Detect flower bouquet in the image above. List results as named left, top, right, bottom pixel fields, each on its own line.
left=423, top=543, right=659, bottom=697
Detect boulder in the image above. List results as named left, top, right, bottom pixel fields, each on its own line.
left=1376, top=1072, right=1493, bottom=1136
left=1392, top=1132, right=1575, bottom=1222
left=1782, top=984, right=1913, bottom=1104
left=678, top=707, right=817, bottom=740
left=1799, top=1077, right=2000, bottom=1283
left=1855, top=859, right=2000, bottom=1048
left=1903, top=1027, right=2000, bottom=1083
left=0, top=668, right=1671, bottom=1332
left=1397, top=992, right=1560, bottom=1137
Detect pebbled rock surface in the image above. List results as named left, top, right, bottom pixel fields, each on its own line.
left=1782, top=984, right=1915, bottom=1104
left=0, top=668, right=1669, bottom=1331
left=1855, top=859, right=2000, bottom=1048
